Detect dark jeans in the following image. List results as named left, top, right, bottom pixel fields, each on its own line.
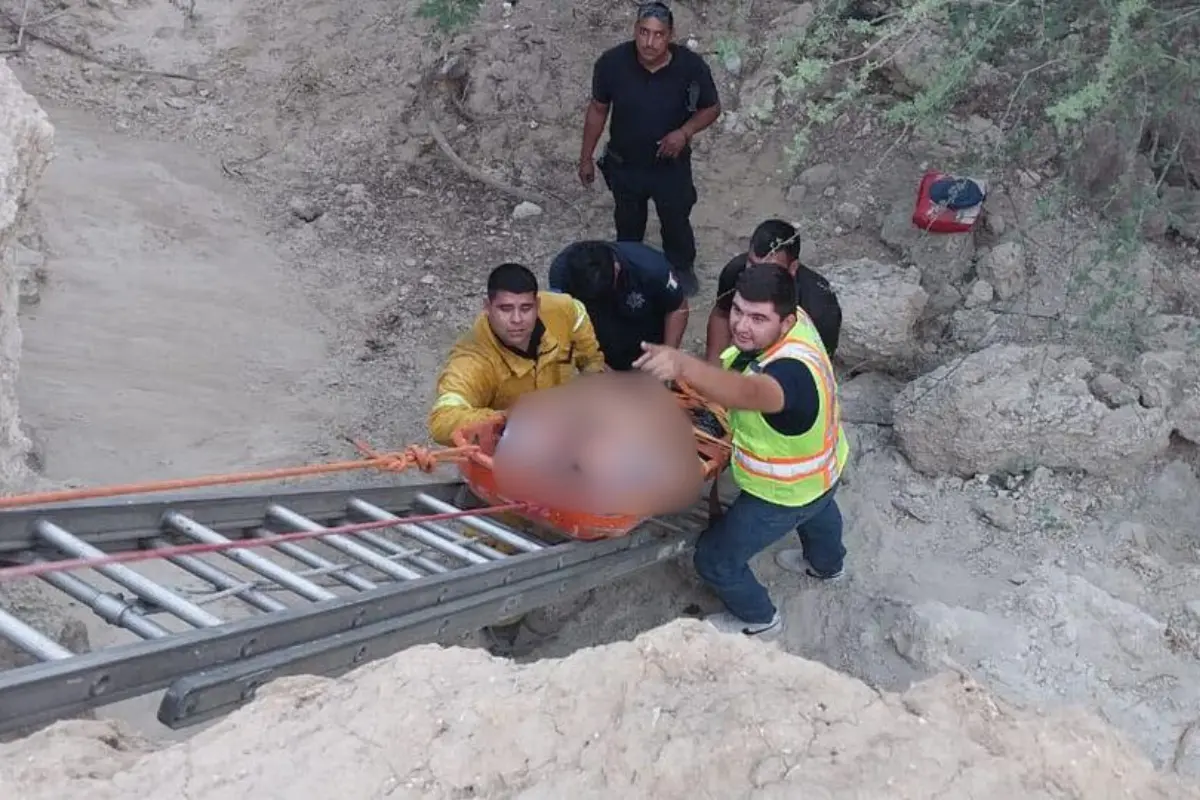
left=693, top=484, right=845, bottom=624
left=598, top=153, right=698, bottom=278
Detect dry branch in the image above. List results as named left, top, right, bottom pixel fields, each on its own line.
left=427, top=116, right=559, bottom=210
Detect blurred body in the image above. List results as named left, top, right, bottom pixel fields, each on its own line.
left=493, top=372, right=703, bottom=517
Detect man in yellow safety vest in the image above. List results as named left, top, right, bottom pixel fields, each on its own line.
left=633, top=262, right=850, bottom=636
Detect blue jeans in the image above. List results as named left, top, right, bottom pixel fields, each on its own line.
left=693, top=484, right=845, bottom=624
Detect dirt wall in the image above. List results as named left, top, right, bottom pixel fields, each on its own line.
left=0, top=62, right=91, bottom=728
left=0, top=61, right=52, bottom=488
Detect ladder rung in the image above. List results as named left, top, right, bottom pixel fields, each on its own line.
left=40, top=566, right=169, bottom=639
left=248, top=530, right=378, bottom=592
left=163, top=511, right=337, bottom=602
left=266, top=504, right=425, bottom=582
left=150, top=537, right=287, bottom=614
left=348, top=498, right=495, bottom=566
left=414, top=493, right=544, bottom=553
left=0, top=607, right=73, bottom=661
left=35, top=520, right=223, bottom=628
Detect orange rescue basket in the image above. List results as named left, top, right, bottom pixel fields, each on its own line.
left=450, top=385, right=732, bottom=541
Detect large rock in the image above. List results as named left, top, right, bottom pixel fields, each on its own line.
left=880, top=196, right=975, bottom=315
left=976, top=239, right=1027, bottom=300
left=1131, top=350, right=1200, bottom=444
left=894, top=344, right=1172, bottom=477
left=823, top=257, right=928, bottom=370
left=1, top=619, right=1196, bottom=799
left=0, top=63, right=53, bottom=489
left=837, top=371, right=904, bottom=425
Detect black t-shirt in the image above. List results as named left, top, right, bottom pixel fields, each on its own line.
left=715, top=253, right=842, bottom=357
left=591, top=41, right=719, bottom=167
left=727, top=351, right=820, bottom=436
left=548, top=241, right=686, bottom=371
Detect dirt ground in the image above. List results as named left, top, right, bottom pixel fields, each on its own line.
left=5, top=620, right=1200, bottom=800
left=4, top=0, right=1200, bottom=789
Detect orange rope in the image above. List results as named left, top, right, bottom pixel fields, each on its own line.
left=0, top=440, right=478, bottom=511
left=674, top=380, right=732, bottom=453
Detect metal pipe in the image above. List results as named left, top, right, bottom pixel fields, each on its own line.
left=247, top=531, right=377, bottom=592
left=35, top=520, right=223, bottom=628
left=0, top=607, right=72, bottom=661
left=162, top=512, right=337, bottom=602
left=148, top=537, right=287, bottom=613
left=414, top=493, right=544, bottom=553
left=265, top=505, right=424, bottom=582
left=356, top=531, right=449, bottom=574
left=421, top=521, right=508, bottom=560
left=349, top=499, right=493, bottom=566
left=39, top=566, right=170, bottom=639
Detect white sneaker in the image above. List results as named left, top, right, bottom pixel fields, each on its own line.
left=705, top=610, right=782, bottom=637
left=775, top=548, right=845, bottom=581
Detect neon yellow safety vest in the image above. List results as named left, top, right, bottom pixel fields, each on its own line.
left=720, top=310, right=850, bottom=507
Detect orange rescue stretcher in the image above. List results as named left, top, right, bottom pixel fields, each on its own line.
left=451, top=384, right=733, bottom=541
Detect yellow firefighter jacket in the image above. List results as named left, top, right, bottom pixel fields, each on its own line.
left=428, top=292, right=607, bottom=445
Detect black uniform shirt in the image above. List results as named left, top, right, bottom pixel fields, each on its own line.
left=549, top=241, right=685, bottom=371
left=591, top=41, right=719, bottom=167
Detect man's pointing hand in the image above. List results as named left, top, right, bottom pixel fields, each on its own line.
left=633, top=341, right=687, bottom=382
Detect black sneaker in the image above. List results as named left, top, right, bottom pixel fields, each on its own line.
left=805, top=565, right=845, bottom=581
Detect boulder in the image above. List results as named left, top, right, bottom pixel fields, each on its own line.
left=879, top=196, right=975, bottom=315
left=894, top=344, right=1172, bottom=477
left=837, top=371, right=903, bottom=425
left=1131, top=350, right=1200, bottom=444
left=822, top=258, right=928, bottom=370
left=976, top=240, right=1027, bottom=300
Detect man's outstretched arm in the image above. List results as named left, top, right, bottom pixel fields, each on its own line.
left=634, top=342, right=784, bottom=413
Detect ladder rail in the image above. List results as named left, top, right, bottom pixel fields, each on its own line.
left=0, top=482, right=461, bottom=555
left=159, top=532, right=694, bottom=728
left=0, top=523, right=675, bottom=735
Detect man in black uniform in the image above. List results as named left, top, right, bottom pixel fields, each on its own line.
left=578, top=1, right=721, bottom=298
left=704, top=219, right=842, bottom=362
left=548, top=239, right=689, bottom=371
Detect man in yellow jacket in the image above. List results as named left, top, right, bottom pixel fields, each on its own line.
left=428, top=262, right=607, bottom=446
left=634, top=263, right=850, bottom=638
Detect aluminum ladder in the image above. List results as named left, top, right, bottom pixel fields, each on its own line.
left=0, top=480, right=702, bottom=735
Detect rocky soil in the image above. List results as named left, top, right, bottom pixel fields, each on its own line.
left=2, top=0, right=1200, bottom=794
left=3, top=620, right=1199, bottom=800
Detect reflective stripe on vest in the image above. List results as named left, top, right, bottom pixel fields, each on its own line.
left=721, top=312, right=848, bottom=506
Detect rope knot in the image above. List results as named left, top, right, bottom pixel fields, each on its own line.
left=402, top=444, right=439, bottom=472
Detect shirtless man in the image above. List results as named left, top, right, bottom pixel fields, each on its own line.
left=493, top=371, right=703, bottom=518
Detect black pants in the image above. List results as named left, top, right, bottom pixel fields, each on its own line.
left=599, top=154, right=698, bottom=277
